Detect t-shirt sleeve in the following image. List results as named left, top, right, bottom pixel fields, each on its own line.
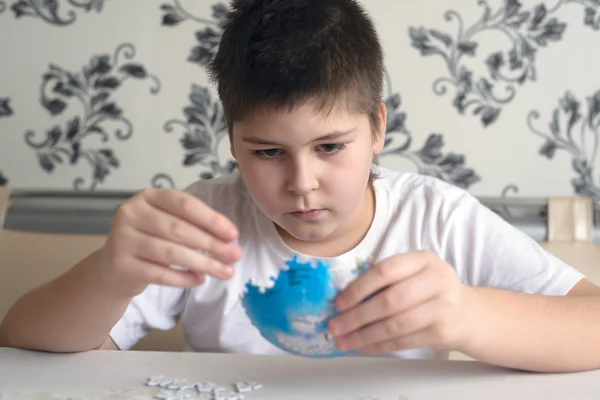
left=109, top=284, right=187, bottom=350
left=436, top=191, right=584, bottom=296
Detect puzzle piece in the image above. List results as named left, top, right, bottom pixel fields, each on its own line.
left=195, top=381, right=220, bottom=393
left=146, top=376, right=262, bottom=399
left=234, top=381, right=262, bottom=393
left=235, top=382, right=252, bottom=393
left=167, top=378, right=189, bottom=390
left=147, top=375, right=174, bottom=388
left=179, top=383, right=197, bottom=391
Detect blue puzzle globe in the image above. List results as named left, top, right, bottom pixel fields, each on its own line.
left=241, top=255, right=355, bottom=358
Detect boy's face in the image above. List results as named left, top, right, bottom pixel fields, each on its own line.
left=231, top=98, right=386, bottom=248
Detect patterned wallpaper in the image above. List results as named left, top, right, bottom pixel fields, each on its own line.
left=0, top=0, right=599, bottom=199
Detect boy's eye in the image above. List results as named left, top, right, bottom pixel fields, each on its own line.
left=254, top=148, right=281, bottom=158
left=253, top=143, right=346, bottom=159
left=318, top=143, right=347, bottom=153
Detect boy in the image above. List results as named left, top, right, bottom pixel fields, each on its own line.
left=2, top=0, right=600, bottom=373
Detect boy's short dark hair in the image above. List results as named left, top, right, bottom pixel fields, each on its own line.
left=208, top=0, right=385, bottom=140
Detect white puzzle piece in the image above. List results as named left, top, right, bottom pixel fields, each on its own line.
left=234, top=381, right=261, bottom=393
left=147, top=375, right=174, bottom=388
left=179, top=383, right=197, bottom=391
left=195, top=381, right=220, bottom=393
left=147, top=375, right=263, bottom=399
left=167, top=378, right=189, bottom=390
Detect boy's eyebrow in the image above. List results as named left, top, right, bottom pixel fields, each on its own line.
left=241, top=127, right=356, bottom=146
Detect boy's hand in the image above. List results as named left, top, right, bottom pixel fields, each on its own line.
left=328, top=251, right=476, bottom=354
left=98, top=188, right=242, bottom=298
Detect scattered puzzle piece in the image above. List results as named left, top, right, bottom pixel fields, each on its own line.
left=195, top=381, right=220, bottom=393
left=146, top=376, right=263, bottom=400
left=234, top=381, right=261, bottom=393
left=234, top=382, right=252, bottom=393
left=147, top=375, right=174, bottom=388
left=168, top=378, right=189, bottom=390
left=179, top=383, right=197, bottom=391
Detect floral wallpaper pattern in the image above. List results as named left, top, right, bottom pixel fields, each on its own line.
left=3, top=0, right=106, bottom=25
left=528, top=90, right=600, bottom=196
left=410, top=0, right=600, bottom=127
left=0, top=0, right=597, bottom=199
left=23, top=43, right=161, bottom=190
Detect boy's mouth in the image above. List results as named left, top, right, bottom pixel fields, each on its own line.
left=290, top=209, right=325, bottom=219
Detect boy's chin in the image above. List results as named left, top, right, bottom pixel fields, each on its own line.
left=276, top=222, right=338, bottom=243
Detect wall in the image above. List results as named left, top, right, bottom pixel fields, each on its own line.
left=1, top=0, right=599, bottom=198
left=1, top=0, right=600, bottom=355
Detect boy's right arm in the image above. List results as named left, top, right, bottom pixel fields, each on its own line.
left=0, top=249, right=129, bottom=352
left=0, top=188, right=241, bottom=352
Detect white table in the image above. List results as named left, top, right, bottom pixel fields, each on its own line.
left=1, top=348, right=599, bottom=400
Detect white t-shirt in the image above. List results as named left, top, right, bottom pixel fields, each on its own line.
left=110, top=166, right=584, bottom=359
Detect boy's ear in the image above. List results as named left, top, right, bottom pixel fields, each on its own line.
left=373, top=101, right=387, bottom=154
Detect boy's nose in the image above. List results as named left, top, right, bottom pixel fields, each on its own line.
left=286, top=161, right=318, bottom=195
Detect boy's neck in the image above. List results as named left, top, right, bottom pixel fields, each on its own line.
left=277, top=183, right=376, bottom=258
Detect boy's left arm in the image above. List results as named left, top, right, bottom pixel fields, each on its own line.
left=328, top=251, right=600, bottom=373
left=460, top=277, right=600, bottom=372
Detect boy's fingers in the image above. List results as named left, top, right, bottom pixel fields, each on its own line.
left=133, top=232, right=234, bottom=280
left=134, top=260, right=206, bottom=288
left=329, top=269, right=439, bottom=337
left=335, top=251, right=431, bottom=311
left=142, top=188, right=239, bottom=242
left=335, top=299, right=439, bottom=351
left=132, top=200, right=241, bottom=265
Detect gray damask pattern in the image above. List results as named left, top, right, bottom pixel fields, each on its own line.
left=151, top=82, right=236, bottom=188
left=410, top=0, right=600, bottom=126
left=164, top=84, right=236, bottom=181
left=0, top=98, right=12, bottom=118
left=487, top=184, right=523, bottom=220
left=24, top=43, right=161, bottom=190
left=379, top=72, right=480, bottom=189
left=160, top=1, right=228, bottom=67
left=528, top=90, right=600, bottom=197
left=6, top=0, right=106, bottom=25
